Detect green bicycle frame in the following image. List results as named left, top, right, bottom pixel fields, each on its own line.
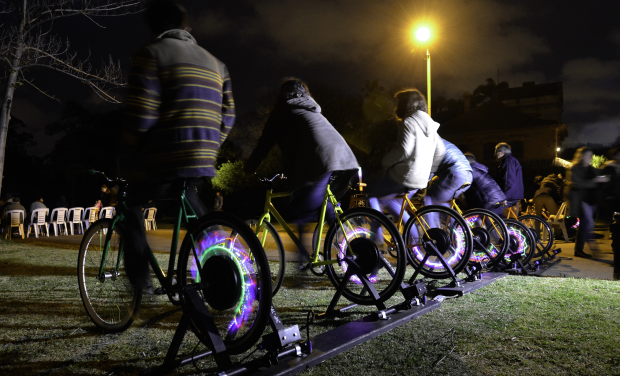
left=255, top=183, right=355, bottom=267
left=98, top=189, right=199, bottom=288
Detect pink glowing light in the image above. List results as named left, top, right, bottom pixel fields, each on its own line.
left=337, top=227, right=379, bottom=284
left=411, top=224, right=467, bottom=270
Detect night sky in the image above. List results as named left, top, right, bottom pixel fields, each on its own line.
left=3, top=0, right=620, bottom=157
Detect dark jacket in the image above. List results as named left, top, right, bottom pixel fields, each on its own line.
left=495, top=154, right=524, bottom=204
left=565, top=164, right=601, bottom=217
left=465, top=161, right=506, bottom=209
left=602, top=161, right=620, bottom=200
left=245, top=95, right=359, bottom=191
left=534, top=176, right=561, bottom=202
left=437, top=139, right=472, bottom=175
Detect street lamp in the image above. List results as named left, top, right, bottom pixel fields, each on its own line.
left=413, top=26, right=432, bottom=115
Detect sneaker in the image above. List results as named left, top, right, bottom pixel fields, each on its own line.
left=574, top=250, right=593, bottom=259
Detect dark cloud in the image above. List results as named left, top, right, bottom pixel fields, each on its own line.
left=562, top=57, right=620, bottom=114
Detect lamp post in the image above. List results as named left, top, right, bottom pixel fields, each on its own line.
left=414, top=26, right=432, bottom=115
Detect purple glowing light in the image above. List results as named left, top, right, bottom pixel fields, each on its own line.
left=337, top=227, right=379, bottom=284
left=504, top=226, right=527, bottom=261
left=466, top=215, right=500, bottom=263
left=411, top=224, right=467, bottom=270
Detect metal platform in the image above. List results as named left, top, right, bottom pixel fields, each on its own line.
left=428, top=272, right=508, bottom=297
left=252, top=300, right=441, bottom=376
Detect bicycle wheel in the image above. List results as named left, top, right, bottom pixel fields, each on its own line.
left=517, top=215, right=554, bottom=257
left=178, top=212, right=272, bottom=355
left=78, top=219, right=141, bottom=333
left=323, top=208, right=406, bottom=305
left=245, top=218, right=286, bottom=296
left=462, top=209, right=509, bottom=266
left=403, top=205, right=473, bottom=279
left=504, top=219, right=537, bottom=264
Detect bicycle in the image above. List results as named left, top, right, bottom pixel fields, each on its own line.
left=248, top=173, right=407, bottom=306
left=77, top=172, right=272, bottom=355
left=506, top=206, right=555, bottom=260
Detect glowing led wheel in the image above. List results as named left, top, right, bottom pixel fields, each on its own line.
left=403, top=205, right=473, bottom=279
left=78, top=219, right=141, bottom=333
left=323, top=208, right=406, bottom=305
left=517, top=215, right=554, bottom=257
left=504, top=219, right=536, bottom=264
left=245, top=218, right=286, bottom=296
left=462, top=209, right=509, bottom=266
left=178, top=212, right=272, bottom=355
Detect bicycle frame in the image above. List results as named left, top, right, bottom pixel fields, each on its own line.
left=255, top=184, right=352, bottom=268
left=99, top=189, right=198, bottom=290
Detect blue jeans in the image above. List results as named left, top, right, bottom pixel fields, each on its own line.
left=575, top=202, right=595, bottom=252
left=424, top=169, right=473, bottom=208
left=367, top=172, right=417, bottom=225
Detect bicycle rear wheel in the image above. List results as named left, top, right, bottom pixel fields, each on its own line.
left=323, top=208, right=406, bottom=305
left=78, top=219, right=141, bottom=333
left=403, top=205, right=473, bottom=279
left=178, top=212, right=272, bottom=355
left=245, top=218, right=286, bottom=296
left=504, top=219, right=537, bottom=264
left=462, top=209, right=509, bottom=266
left=517, top=215, right=554, bottom=257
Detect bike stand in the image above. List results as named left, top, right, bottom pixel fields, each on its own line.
left=141, top=286, right=311, bottom=376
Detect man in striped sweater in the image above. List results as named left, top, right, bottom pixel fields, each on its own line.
left=120, top=0, right=235, bottom=291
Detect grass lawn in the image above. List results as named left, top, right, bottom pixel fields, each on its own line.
left=0, top=239, right=619, bottom=375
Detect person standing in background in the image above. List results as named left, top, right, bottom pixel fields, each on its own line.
left=213, top=192, right=223, bottom=212
left=494, top=143, right=524, bottom=218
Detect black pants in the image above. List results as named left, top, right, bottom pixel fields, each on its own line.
left=534, top=193, right=558, bottom=217
left=124, top=178, right=208, bottom=290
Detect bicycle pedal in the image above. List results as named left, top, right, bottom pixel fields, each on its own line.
left=153, top=287, right=166, bottom=295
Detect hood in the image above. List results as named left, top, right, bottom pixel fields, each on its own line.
left=471, top=161, right=488, bottom=173
left=286, top=95, right=321, bottom=113
left=407, top=110, right=440, bottom=137
left=157, top=29, right=197, bottom=44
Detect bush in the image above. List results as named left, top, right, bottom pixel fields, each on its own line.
left=211, top=161, right=254, bottom=194
left=591, top=154, right=607, bottom=168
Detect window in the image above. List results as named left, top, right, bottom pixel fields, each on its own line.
left=483, top=142, right=497, bottom=160
left=508, top=140, right=524, bottom=158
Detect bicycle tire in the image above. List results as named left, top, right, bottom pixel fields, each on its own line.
left=77, top=219, right=142, bottom=333
left=245, top=218, right=286, bottom=296
left=504, top=219, right=537, bottom=264
left=403, top=205, right=473, bottom=279
left=462, top=209, right=509, bottom=266
left=517, top=214, right=554, bottom=257
left=178, top=212, right=272, bottom=355
left=323, top=207, right=406, bottom=305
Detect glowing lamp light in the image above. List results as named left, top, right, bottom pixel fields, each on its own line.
left=557, top=147, right=561, bottom=152
left=415, top=26, right=431, bottom=42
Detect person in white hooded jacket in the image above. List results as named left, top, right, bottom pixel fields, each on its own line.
left=368, top=89, right=446, bottom=225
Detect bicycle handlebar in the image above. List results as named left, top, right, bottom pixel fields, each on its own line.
left=255, top=173, right=287, bottom=188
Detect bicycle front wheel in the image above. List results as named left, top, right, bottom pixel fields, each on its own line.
left=245, top=218, right=286, bottom=296
left=77, top=219, right=141, bottom=333
left=462, top=209, right=509, bottom=266
left=178, top=212, right=272, bottom=355
left=403, top=205, right=473, bottom=279
left=504, top=219, right=537, bottom=264
left=517, top=215, right=554, bottom=257
left=324, top=208, right=406, bottom=305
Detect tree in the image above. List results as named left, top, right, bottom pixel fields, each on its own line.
left=0, top=0, right=145, bottom=196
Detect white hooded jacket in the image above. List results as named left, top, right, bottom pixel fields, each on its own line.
left=381, top=111, right=446, bottom=188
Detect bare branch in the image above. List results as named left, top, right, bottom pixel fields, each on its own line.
left=19, top=70, right=60, bottom=102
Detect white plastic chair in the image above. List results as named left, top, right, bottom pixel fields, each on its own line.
left=144, top=208, right=157, bottom=231
left=5, top=210, right=25, bottom=239
left=82, top=207, right=99, bottom=230
left=27, top=208, right=49, bottom=238
left=547, top=201, right=569, bottom=242
left=99, top=206, right=115, bottom=220
left=49, top=208, right=69, bottom=236
left=68, top=207, right=84, bottom=235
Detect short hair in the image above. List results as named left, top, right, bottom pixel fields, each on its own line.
left=279, top=78, right=311, bottom=101
left=12, top=197, right=20, bottom=203
left=534, top=175, right=543, bottom=185
left=464, top=153, right=476, bottom=163
left=145, top=0, right=188, bottom=34
left=495, top=143, right=511, bottom=154
left=394, top=89, right=427, bottom=120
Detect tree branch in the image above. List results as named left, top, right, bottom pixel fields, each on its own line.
left=19, top=70, right=60, bottom=102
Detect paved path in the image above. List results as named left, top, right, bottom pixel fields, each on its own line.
left=12, top=221, right=617, bottom=280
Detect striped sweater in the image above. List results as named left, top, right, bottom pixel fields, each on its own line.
left=122, top=29, right=234, bottom=181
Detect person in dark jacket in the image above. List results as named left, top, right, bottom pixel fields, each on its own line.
left=244, top=78, right=359, bottom=230
left=532, top=176, right=559, bottom=218
left=494, top=143, right=524, bottom=217
left=424, top=139, right=472, bottom=207
left=463, top=153, right=507, bottom=216
left=566, top=147, right=609, bottom=258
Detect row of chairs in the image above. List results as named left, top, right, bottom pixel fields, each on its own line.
left=5, top=206, right=158, bottom=239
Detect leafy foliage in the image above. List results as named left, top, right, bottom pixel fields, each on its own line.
left=211, top=161, right=254, bottom=194
left=591, top=154, right=607, bottom=169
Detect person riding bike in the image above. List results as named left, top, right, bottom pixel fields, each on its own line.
left=424, top=138, right=472, bottom=208
left=244, top=78, right=359, bottom=256
left=463, top=153, right=507, bottom=216
left=119, top=0, right=235, bottom=291
left=367, top=89, right=445, bottom=225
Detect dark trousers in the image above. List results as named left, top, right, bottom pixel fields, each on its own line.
left=124, top=178, right=208, bottom=289
left=534, top=193, right=558, bottom=218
